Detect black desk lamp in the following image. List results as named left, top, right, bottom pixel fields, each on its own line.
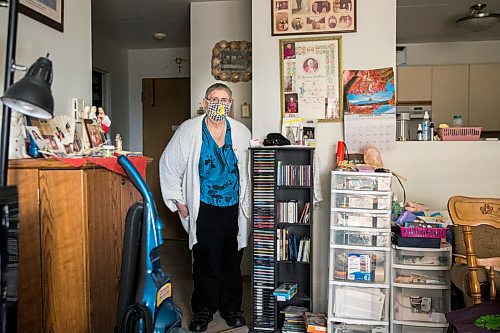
left=0, top=0, right=54, bottom=331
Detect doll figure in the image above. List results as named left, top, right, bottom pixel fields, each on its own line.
left=90, top=106, right=97, bottom=120
left=97, top=107, right=111, bottom=141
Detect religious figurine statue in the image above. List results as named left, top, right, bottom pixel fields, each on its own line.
left=97, top=107, right=111, bottom=141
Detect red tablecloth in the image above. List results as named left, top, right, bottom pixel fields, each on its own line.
left=51, top=156, right=148, bottom=178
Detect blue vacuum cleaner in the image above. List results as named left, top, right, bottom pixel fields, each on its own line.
left=117, top=155, right=184, bottom=333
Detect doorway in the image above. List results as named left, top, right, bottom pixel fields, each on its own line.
left=142, top=77, right=191, bottom=240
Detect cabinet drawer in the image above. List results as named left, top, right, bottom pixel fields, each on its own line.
left=393, top=267, right=450, bottom=288
left=393, top=248, right=451, bottom=268
left=331, top=209, right=391, bottom=229
left=332, top=172, right=391, bottom=192
left=393, top=287, right=450, bottom=323
left=331, top=324, right=388, bottom=333
left=331, top=191, right=392, bottom=210
left=329, top=285, right=390, bottom=322
left=331, top=228, right=391, bottom=248
left=392, top=324, right=447, bottom=333
left=330, top=248, right=390, bottom=284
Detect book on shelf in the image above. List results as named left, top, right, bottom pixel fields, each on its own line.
left=299, top=202, right=310, bottom=223
left=305, top=312, right=327, bottom=333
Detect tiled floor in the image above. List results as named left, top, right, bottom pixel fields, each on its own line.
left=159, top=240, right=251, bottom=333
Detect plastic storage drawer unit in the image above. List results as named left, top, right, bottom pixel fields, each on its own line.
left=393, top=286, right=450, bottom=324
left=331, top=208, right=391, bottom=229
left=329, top=284, right=390, bottom=322
left=331, top=171, right=392, bottom=192
left=331, top=190, right=393, bottom=210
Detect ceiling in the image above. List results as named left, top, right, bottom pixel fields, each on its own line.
left=91, top=0, right=500, bottom=50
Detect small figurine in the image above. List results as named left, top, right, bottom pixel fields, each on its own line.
left=83, top=105, right=90, bottom=119
left=97, top=107, right=111, bottom=141
left=90, top=106, right=97, bottom=120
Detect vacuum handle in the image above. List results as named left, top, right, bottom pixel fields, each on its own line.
left=117, top=155, right=148, bottom=199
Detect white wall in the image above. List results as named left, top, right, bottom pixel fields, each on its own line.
left=402, top=40, right=500, bottom=66
left=252, top=0, right=397, bottom=312
left=0, top=1, right=92, bottom=119
left=191, top=0, right=252, bottom=130
left=92, top=33, right=129, bottom=143
left=127, top=47, right=190, bottom=151
left=386, top=141, right=500, bottom=210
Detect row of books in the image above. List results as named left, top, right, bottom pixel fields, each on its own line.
left=252, top=150, right=277, bottom=332
left=278, top=201, right=311, bottom=224
left=277, top=162, right=311, bottom=186
left=277, top=229, right=310, bottom=262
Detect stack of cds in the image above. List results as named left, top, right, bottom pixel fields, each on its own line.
left=252, top=149, right=277, bottom=332
left=281, top=305, right=308, bottom=333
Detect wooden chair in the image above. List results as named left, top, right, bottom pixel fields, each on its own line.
left=448, top=196, right=500, bottom=305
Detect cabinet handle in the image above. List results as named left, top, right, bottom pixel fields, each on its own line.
left=121, top=178, right=126, bottom=185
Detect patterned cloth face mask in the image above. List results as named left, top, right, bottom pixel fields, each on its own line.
left=207, top=100, right=230, bottom=122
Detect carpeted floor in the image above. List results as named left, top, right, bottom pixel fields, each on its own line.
left=159, top=240, right=251, bottom=333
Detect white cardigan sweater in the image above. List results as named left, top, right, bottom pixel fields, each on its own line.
left=159, top=115, right=251, bottom=250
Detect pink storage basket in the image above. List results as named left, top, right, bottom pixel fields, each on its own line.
left=398, top=226, right=447, bottom=238
left=438, top=127, right=482, bottom=141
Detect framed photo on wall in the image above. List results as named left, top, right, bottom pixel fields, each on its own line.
left=280, top=36, right=343, bottom=122
left=272, top=0, right=356, bottom=36
left=19, top=0, right=64, bottom=32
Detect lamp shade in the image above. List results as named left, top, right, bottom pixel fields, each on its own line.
left=1, top=56, right=54, bottom=119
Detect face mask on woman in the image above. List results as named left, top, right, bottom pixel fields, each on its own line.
left=207, top=100, right=231, bottom=122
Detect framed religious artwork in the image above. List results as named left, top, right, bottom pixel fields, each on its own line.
left=84, top=119, right=105, bottom=148
left=211, top=40, right=252, bottom=83
left=280, top=36, right=343, bottom=122
left=272, top=0, right=356, bottom=36
left=19, top=0, right=64, bottom=32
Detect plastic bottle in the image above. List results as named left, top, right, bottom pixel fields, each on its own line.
left=453, top=115, right=463, bottom=127
left=417, top=123, right=423, bottom=141
left=429, top=122, right=435, bottom=141
left=115, top=133, right=123, bottom=151
left=422, top=111, right=430, bottom=141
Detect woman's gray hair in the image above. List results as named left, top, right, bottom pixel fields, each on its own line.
left=205, top=83, right=232, bottom=100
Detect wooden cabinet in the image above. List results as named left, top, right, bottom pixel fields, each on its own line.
left=397, top=66, right=432, bottom=103
left=8, top=159, right=142, bottom=333
left=431, top=65, right=469, bottom=126
left=469, top=64, right=500, bottom=130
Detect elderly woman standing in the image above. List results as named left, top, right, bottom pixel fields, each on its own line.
left=159, top=83, right=250, bottom=332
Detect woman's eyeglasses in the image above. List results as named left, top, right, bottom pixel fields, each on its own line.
left=205, top=97, right=231, bottom=104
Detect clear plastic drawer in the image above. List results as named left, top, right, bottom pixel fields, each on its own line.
left=332, top=191, right=392, bottom=210
left=330, top=248, right=390, bottom=284
left=392, top=324, right=447, bottom=333
left=393, top=247, right=451, bottom=268
left=331, top=209, right=391, bottom=229
left=332, top=172, right=392, bottom=192
left=331, top=228, right=391, bottom=248
left=393, top=267, right=450, bottom=287
left=330, top=324, right=388, bottom=333
left=329, top=284, right=389, bottom=321
left=393, top=286, right=450, bottom=323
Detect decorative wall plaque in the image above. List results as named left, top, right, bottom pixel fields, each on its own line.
left=211, top=40, right=252, bottom=83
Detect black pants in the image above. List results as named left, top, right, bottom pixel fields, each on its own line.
left=192, top=202, right=243, bottom=314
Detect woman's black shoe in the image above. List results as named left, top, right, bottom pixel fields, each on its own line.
left=189, top=309, right=213, bottom=332
left=221, top=311, right=246, bottom=328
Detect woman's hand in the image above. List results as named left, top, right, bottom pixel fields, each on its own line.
left=176, top=202, right=189, bottom=219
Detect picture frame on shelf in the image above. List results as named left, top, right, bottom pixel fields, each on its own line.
left=280, top=36, right=343, bottom=122
left=83, top=119, right=105, bottom=148
left=19, top=0, right=64, bottom=32
left=272, top=0, right=356, bottom=36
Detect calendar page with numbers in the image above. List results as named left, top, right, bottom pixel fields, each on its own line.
left=344, top=114, right=396, bottom=153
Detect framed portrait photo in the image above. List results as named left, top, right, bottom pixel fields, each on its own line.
left=272, top=0, right=356, bottom=36
left=280, top=36, right=343, bottom=122
left=19, top=0, right=64, bottom=32
left=84, top=119, right=105, bottom=148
